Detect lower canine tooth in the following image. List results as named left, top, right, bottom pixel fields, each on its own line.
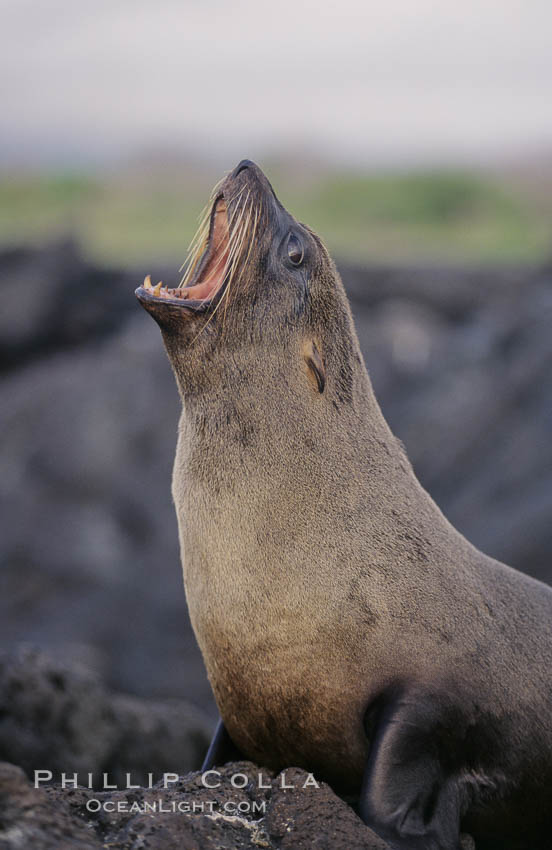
left=144, top=275, right=152, bottom=290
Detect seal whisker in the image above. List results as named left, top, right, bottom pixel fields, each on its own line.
left=222, top=201, right=259, bottom=334
left=179, top=183, right=251, bottom=292
left=221, top=194, right=259, bottom=328
left=187, top=202, right=252, bottom=344
left=178, top=177, right=231, bottom=287
left=178, top=208, right=211, bottom=287
left=195, top=189, right=257, bottom=341
left=222, top=190, right=254, bottom=299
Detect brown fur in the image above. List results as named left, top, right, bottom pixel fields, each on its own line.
left=138, top=163, right=552, bottom=842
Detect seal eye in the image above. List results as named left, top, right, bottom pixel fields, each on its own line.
left=287, top=233, right=304, bottom=266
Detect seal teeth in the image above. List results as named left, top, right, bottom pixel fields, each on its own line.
left=143, top=279, right=179, bottom=299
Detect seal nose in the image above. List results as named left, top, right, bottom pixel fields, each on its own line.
left=232, top=159, right=256, bottom=177
left=229, top=159, right=280, bottom=209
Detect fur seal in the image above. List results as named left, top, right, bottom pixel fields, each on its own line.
left=136, top=160, right=552, bottom=850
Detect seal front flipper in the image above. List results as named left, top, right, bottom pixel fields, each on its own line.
left=201, top=716, right=245, bottom=771
left=359, top=688, right=466, bottom=850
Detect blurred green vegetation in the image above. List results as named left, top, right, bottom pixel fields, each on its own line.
left=1, top=166, right=551, bottom=266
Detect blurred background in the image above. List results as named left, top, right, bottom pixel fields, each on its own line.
left=1, top=0, right=551, bottom=777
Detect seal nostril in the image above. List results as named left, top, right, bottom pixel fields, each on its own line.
left=233, top=159, right=255, bottom=177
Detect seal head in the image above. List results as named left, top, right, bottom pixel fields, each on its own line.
left=136, top=159, right=355, bottom=403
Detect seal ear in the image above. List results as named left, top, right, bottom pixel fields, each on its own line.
left=303, top=340, right=326, bottom=393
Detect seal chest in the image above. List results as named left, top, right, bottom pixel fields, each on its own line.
left=172, top=405, right=378, bottom=789
left=137, top=160, right=552, bottom=850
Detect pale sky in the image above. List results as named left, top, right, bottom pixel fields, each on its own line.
left=2, top=0, right=551, bottom=168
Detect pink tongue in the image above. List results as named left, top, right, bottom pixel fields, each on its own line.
left=182, top=278, right=220, bottom=300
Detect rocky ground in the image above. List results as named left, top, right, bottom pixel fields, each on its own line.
left=0, top=240, right=550, bottom=846
left=0, top=759, right=393, bottom=850
left=0, top=647, right=479, bottom=849
left=0, top=647, right=391, bottom=849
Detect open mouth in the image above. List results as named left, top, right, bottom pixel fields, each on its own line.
left=136, top=195, right=230, bottom=312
